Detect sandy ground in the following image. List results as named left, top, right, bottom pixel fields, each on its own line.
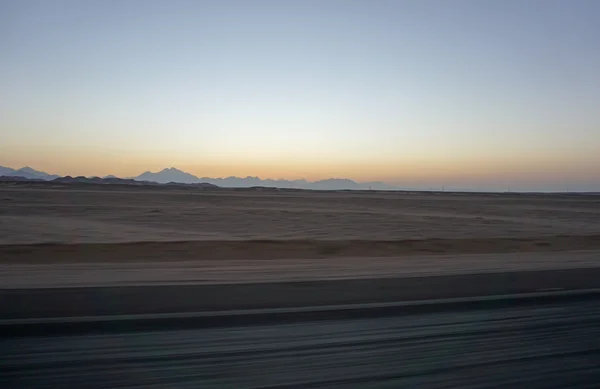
left=2, top=185, right=600, bottom=244
left=1, top=185, right=599, bottom=287
left=1, top=250, right=600, bottom=288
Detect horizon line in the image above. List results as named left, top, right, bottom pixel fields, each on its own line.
left=1, top=164, right=598, bottom=193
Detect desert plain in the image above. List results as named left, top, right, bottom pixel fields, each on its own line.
left=1, top=183, right=599, bottom=288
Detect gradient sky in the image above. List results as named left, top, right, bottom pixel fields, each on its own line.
left=2, top=0, right=600, bottom=191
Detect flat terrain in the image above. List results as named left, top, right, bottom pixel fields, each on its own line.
left=0, top=251, right=599, bottom=288
left=3, top=184, right=600, bottom=388
left=1, top=184, right=599, bottom=260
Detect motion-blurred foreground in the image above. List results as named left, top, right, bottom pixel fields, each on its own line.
left=1, top=184, right=600, bottom=388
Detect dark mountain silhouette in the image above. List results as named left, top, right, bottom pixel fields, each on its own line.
left=50, top=176, right=165, bottom=186
left=136, top=167, right=200, bottom=184
left=0, top=166, right=60, bottom=180
left=134, top=168, right=397, bottom=190
left=0, top=175, right=45, bottom=182
left=1, top=165, right=395, bottom=190
left=0, top=166, right=16, bottom=176
left=102, top=177, right=150, bottom=185
left=309, top=178, right=361, bottom=190
left=51, top=176, right=102, bottom=184
left=165, top=181, right=218, bottom=189
left=0, top=172, right=219, bottom=189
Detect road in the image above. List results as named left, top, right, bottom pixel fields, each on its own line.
left=3, top=267, right=600, bottom=388
left=2, top=297, right=600, bottom=388
left=4, top=267, right=600, bottom=320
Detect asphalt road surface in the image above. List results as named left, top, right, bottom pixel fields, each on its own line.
left=4, top=267, right=600, bottom=319
left=3, top=297, right=600, bottom=389
left=3, top=268, right=600, bottom=388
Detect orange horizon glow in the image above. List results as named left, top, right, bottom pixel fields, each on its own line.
left=2, top=149, right=598, bottom=188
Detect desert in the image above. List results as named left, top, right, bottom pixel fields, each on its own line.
left=1, top=183, right=599, bottom=288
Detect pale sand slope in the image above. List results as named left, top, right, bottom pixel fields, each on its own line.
left=1, top=250, right=599, bottom=288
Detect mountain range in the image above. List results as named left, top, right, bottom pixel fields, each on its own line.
left=0, top=166, right=397, bottom=190
left=134, top=168, right=397, bottom=190
left=0, top=166, right=60, bottom=181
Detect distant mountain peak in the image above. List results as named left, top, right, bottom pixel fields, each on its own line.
left=1, top=164, right=397, bottom=191
left=133, top=168, right=397, bottom=190
left=0, top=166, right=16, bottom=176
left=0, top=165, right=60, bottom=180
left=18, top=166, right=40, bottom=174
left=135, top=167, right=200, bottom=184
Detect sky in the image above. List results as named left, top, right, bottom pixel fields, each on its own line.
left=1, top=0, right=600, bottom=191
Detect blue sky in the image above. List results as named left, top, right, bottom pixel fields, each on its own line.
left=1, top=0, right=599, bottom=191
